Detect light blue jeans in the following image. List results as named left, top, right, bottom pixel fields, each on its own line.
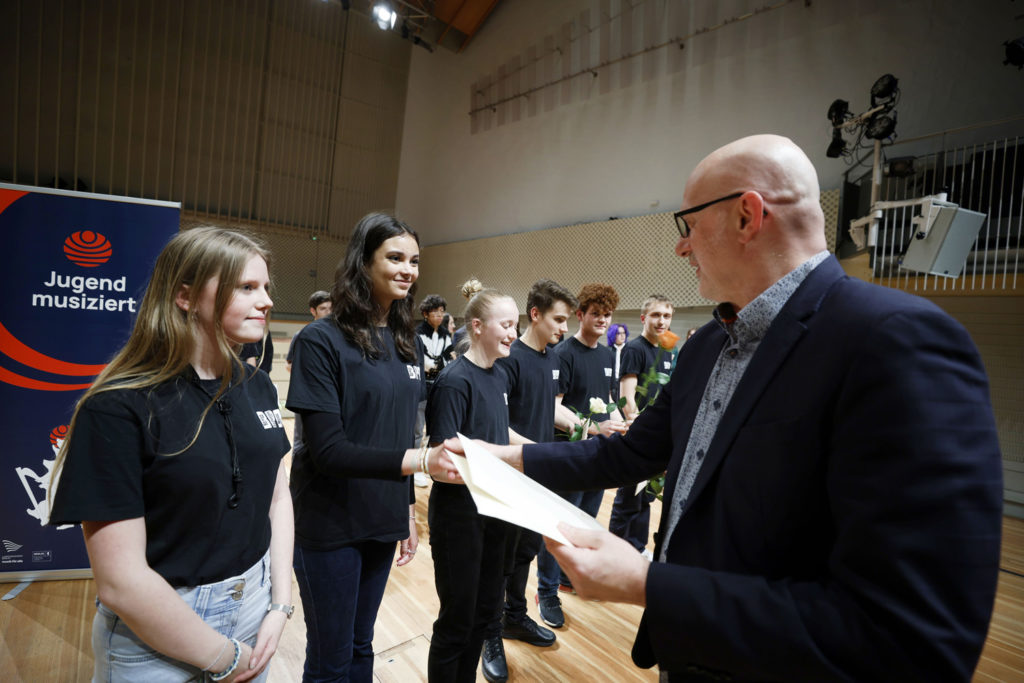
left=92, top=552, right=272, bottom=682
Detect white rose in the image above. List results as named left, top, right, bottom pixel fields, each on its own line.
left=588, top=397, right=607, bottom=414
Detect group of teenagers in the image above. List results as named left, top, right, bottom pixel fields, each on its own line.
left=46, top=211, right=663, bottom=683
left=411, top=277, right=689, bottom=683
left=46, top=133, right=1005, bottom=683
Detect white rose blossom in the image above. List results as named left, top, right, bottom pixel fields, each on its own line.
left=588, top=397, right=607, bottom=414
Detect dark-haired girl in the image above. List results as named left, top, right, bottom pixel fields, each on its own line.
left=286, top=213, right=458, bottom=682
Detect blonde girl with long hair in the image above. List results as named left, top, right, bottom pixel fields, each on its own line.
left=49, top=227, right=294, bottom=682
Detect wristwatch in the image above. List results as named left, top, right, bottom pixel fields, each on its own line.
left=267, top=603, right=294, bottom=619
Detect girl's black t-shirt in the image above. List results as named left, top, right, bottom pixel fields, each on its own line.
left=427, top=355, right=510, bottom=447
left=49, top=366, right=290, bottom=587
left=286, top=318, right=422, bottom=550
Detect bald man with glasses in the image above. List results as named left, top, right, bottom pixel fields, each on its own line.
left=448, top=134, right=1003, bottom=681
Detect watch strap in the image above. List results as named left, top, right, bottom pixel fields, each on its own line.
left=267, top=603, right=294, bottom=618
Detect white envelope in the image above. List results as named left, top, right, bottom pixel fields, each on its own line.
left=447, top=433, right=604, bottom=546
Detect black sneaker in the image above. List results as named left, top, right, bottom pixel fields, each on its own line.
left=481, top=636, right=508, bottom=683
left=502, top=613, right=556, bottom=647
left=535, top=593, right=564, bottom=629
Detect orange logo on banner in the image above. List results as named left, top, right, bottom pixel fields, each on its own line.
left=63, top=231, right=112, bottom=267
left=49, top=424, right=70, bottom=446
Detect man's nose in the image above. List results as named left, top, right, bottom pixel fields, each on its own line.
left=675, top=236, right=691, bottom=259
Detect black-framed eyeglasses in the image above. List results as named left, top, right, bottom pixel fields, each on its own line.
left=673, top=192, right=745, bottom=238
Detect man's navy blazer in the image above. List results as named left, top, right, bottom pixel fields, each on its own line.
left=525, top=257, right=1003, bottom=681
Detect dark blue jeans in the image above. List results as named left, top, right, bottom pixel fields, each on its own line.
left=293, top=540, right=396, bottom=683
left=428, top=483, right=510, bottom=683
left=536, top=489, right=604, bottom=596
left=609, top=484, right=654, bottom=551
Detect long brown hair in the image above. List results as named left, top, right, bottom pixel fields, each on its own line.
left=332, top=213, right=419, bottom=361
left=51, top=227, right=272, bottom=494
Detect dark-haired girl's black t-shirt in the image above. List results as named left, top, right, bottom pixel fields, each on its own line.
left=287, top=317, right=423, bottom=550
left=49, top=366, right=290, bottom=587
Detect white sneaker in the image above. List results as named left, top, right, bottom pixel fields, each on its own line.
left=640, top=548, right=653, bottom=561
left=414, top=472, right=430, bottom=488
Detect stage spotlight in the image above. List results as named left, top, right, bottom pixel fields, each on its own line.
left=826, top=130, right=846, bottom=158
left=866, top=112, right=897, bottom=140
left=870, top=74, right=899, bottom=104
left=827, top=99, right=849, bottom=127
left=373, top=3, right=397, bottom=30
left=1004, top=37, right=1024, bottom=69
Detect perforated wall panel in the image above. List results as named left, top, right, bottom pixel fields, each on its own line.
left=418, top=190, right=841, bottom=312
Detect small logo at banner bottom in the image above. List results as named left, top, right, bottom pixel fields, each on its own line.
left=2, top=540, right=22, bottom=553
left=15, top=425, right=74, bottom=530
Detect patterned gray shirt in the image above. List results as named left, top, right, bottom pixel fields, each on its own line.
left=659, top=250, right=829, bottom=560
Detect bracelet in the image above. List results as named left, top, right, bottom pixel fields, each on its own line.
left=409, top=515, right=416, bottom=520
left=418, top=444, right=430, bottom=478
left=209, top=638, right=242, bottom=681
left=202, top=638, right=231, bottom=673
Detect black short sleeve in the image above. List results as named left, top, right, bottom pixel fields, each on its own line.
left=49, top=397, right=146, bottom=522
left=553, top=337, right=615, bottom=420
left=49, top=368, right=290, bottom=587
left=427, top=356, right=509, bottom=446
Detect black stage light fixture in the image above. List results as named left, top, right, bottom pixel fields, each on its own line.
left=866, top=112, right=897, bottom=140
left=827, top=99, right=849, bottom=127
left=870, top=73, right=899, bottom=105
left=1004, top=37, right=1024, bottom=69
left=412, top=35, right=434, bottom=52
left=826, top=130, right=846, bottom=158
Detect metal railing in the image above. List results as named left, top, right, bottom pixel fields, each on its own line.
left=842, top=119, right=1024, bottom=291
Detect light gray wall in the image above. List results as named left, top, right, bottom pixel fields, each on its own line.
left=396, top=0, right=1024, bottom=245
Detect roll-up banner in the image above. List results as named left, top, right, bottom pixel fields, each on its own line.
left=0, top=183, right=179, bottom=581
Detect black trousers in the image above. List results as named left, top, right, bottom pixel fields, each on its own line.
left=428, top=483, right=510, bottom=683
left=503, top=527, right=542, bottom=620
left=609, top=484, right=654, bottom=551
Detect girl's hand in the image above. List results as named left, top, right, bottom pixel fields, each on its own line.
left=397, top=520, right=419, bottom=566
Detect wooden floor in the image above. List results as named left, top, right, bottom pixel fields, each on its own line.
left=3, top=422, right=1023, bottom=681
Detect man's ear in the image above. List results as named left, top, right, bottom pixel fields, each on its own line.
left=576, top=308, right=584, bottom=323
left=175, top=284, right=191, bottom=312
left=736, top=190, right=766, bottom=245
left=529, top=306, right=541, bottom=323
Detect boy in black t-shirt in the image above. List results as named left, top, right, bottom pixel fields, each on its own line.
left=483, top=280, right=577, bottom=669
left=612, top=295, right=676, bottom=556
left=537, top=283, right=627, bottom=627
